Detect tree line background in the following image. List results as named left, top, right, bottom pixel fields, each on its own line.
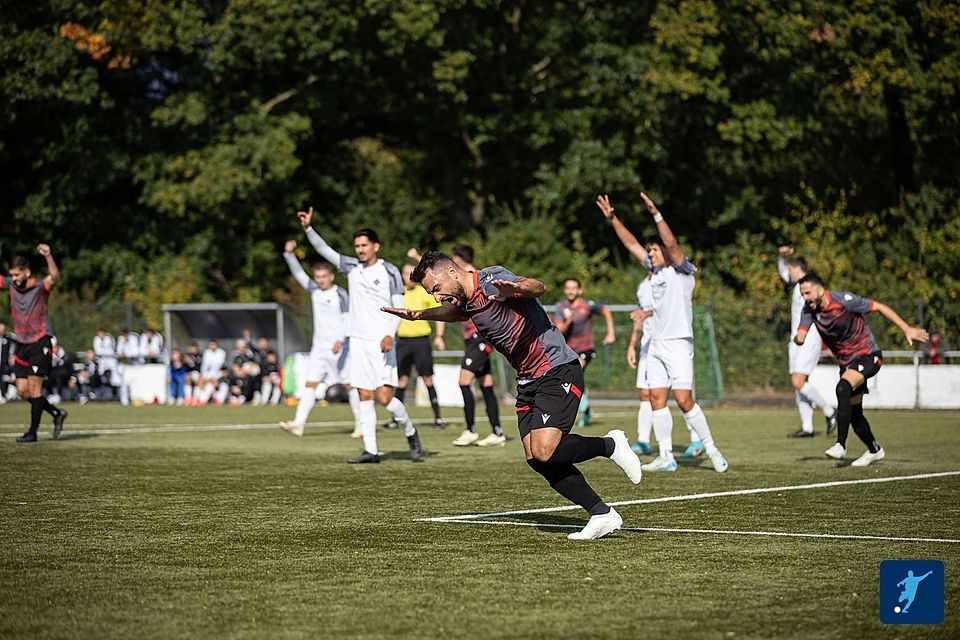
left=2, top=0, right=958, bottom=390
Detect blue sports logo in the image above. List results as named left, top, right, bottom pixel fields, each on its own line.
left=880, top=560, right=944, bottom=624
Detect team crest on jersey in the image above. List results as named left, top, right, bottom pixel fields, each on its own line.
left=541, top=413, right=551, bottom=423
left=373, top=278, right=380, bottom=285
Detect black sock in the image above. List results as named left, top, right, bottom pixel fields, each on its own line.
left=395, top=386, right=406, bottom=404
left=427, top=385, right=441, bottom=420
left=40, top=396, right=61, bottom=417
left=527, top=459, right=609, bottom=515
left=835, top=380, right=853, bottom=447
left=29, top=398, right=44, bottom=435
left=460, top=385, right=476, bottom=432
left=546, top=433, right=615, bottom=465
left=481, top=386, right=502, bottom=436
left=851, top=404, right=880, bottom=453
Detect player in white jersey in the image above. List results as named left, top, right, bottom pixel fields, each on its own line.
left=297, top=206, right=422, bottom=463
left=279, top=245, right=355, bottom=436
left=194, top=339, right=227, bottom=405
left=777, top=246, right=837, bottom=438
left=597, top=193, right=728, bottom=473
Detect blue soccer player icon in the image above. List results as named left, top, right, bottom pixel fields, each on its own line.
left=896, top=570, right=933, bottom=613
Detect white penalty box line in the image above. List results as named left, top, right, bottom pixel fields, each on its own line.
left=419, top=471, right=960, bottom=544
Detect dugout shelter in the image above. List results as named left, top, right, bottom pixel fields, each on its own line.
left=161, top=303, right=306, bottom=365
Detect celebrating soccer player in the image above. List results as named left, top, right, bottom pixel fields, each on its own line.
left=383, top=252, right=644, bottom=540
left=795, top=273, right=929, bottom=466
left=2, top=244, right=68, bottom=442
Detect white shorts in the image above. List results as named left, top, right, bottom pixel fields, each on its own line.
left=645, top=338, right=694, bottom=390
left=348, top=337, right=398, bottom=391
left=635, top=339, right=652, bottom=389
left=789, top=328, right=823, bottom=375
left=306, top=342, right=349, bottom=384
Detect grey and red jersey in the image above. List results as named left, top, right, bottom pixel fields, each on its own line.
left=555, top=298, right=604, bottom=353
left=0, top=276, right=52, bottom=345
left=799, top=290, right=880, bottom=367
left=455, top=266, right=578, bottom=381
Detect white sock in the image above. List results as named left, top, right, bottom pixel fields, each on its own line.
left=270, top=384, right=282, bottom=405
left=199, top=382, right=214, bottom=403
left=359, top=400, right=378, bottom=454
left=261, top=381, right=273, bottom=404
left=294, top=387, right=317, bottom=425
left=386, top=397, right=416, bottom=437
left=683, top=404, right=717, bottom=455
left=637, top=401, right=653, bottom=443
left=652, top=407, right=674, bottom=460
left=348, top=387, right=361, bottom=430
left=796, top=391, right=814, bottom=433
left=119, top=383, right=130, bottom=406
left=192, top=384, right=202, bottom=399
left=800, top=382, right=834, bottom=417
left=214, top=382, right=229, bottom=404
left=316, top=381, right=329, bottom=403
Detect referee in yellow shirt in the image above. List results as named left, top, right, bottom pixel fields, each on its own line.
left=391, top=263, right=447, bottom=428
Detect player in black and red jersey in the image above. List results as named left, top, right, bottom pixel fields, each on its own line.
left=795, top=272, right=928, bottom=467
left=383, top=251, right=643, bottom=541
left=1, top=244, right=68, bottom=442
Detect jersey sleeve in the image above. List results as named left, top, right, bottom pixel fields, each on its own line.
left=304, top=227, right=358, bottom=274
left=0, top=276, right=7, bottom=291
left=283, top=252, right=316, bottom=291
left=835, top=291, right=875, bottom=314
left=674, top=257, right=697, bottom=275
left=798, top=305, right=815, bottom=331
left=385, top=262, right=405, bottom=334
left=777, top=257, right=791, bottom=284
left=553, top=301, right=565, bottom=322
left=478, top=266, right=521, bottom=297
left=588, top=300, right=604, bottom=316
left=337, top=287, right=349, bottom=314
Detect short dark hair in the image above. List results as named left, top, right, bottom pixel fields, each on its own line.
left=645, top=236, right=666, bottom=251
left=564, top=278, right=581, bottom=288
left=411, top=251, right=454, bottom=284
left=786, top=256, right=808, bottom=271
left=452, top=244, right=474, bottom=264
left=798, top=271, right=825, bottom=287
left=353, top=228, right=380, bottom=244
left=313, top=261, right=334, bottom=273
left=10, top=255, right=29, bottom=270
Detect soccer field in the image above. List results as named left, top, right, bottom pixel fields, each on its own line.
left=1, top=403, right=958, bottom=639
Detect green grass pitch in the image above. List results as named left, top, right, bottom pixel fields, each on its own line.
left=2, top=402, right=958, bottom=639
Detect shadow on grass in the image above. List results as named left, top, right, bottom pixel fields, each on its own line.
left=377, top=450, right=442, bottom=461
left=54, top=433, right=100, bottom=441
left=503, top=512, right=636, bottom=539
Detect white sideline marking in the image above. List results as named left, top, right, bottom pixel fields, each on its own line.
left=419, top=471, right=960, bottom=522
left=425, top=519, right=960, bottom=544
left=420, top=471, right=960, bottom=543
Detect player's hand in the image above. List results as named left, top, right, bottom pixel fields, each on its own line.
left=36, top=244, right=51, bottom=257
left=904, top=327, right=930, bottom=346
left=596, top=194, right=615, bottom=220
left=380, top=335, right=394, bottom=353
left=332, top=340, right=343, bottom=355
left=433, top=335, right=445, bottom=351
left=562, top=308, right=573, bottom=319
left=630, top=309, right=652, bottom=324
left=626, top=347, right=637, bottom=369
left=284, top=240, right=297, bottom=253
left=490, top=279, right=521, bottom=299
left=778, top=245, right=794, bottom=257
left=381, top=307, right=424, bottom=321
left=640, top=192, right=661, bottom=218
left=406, top=248, right=422, bottom=261
left=793, top=330, right=806, bottom=346
left=297, top=206, right=314, bottom=228
left=602, top=332, right=616, bottom=346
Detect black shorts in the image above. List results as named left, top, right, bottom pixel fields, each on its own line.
left=397, top=336, right=434, bottom=377
left=577, top=349, right=597, bottom=367
left=461, top=335, right=492, bottom=376
left=13, top=335, right=53, bottom=379
left=515, top=359, right=584, bottom=439
left=840, top=351, right=883, bottom=394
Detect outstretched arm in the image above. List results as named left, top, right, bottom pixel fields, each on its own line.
left=298, top=207, right=345, bottom=267
left=38, top=244, right=60, bottom=289
left=596, top=195, right=650, bottom=266
left=382, top=304, right=466, bottom=323
left=640, top=193, right=685, bottom=266
left=282, top=240, right=312, bottom=290
left=873, top=302, right=930, bottom=345
left=490, top=277, right=546, bottom=300
left=777, top=246, right=793, bottom=284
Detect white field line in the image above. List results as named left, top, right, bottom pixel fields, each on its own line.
left=424, top=519, right=960, bottom=544
left=420, top=471, right=960, bottom=522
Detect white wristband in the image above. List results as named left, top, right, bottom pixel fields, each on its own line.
left=653, top=213, right=663, bottom=223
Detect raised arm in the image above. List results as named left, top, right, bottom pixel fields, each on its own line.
left=297, top=207, right=346, bottom=268
left=382, top=304, right=467, bottom=323
left=37, top=244, right=59, bottom=289
left=640, top=193, right=685, bottom=266
left=282, top=240, right=313, bottom=290
left=777, top=246, right=793, bottom=284
left=872, top=301, right=930, bottom=345
left=596, top=195, right=649, bottom=265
